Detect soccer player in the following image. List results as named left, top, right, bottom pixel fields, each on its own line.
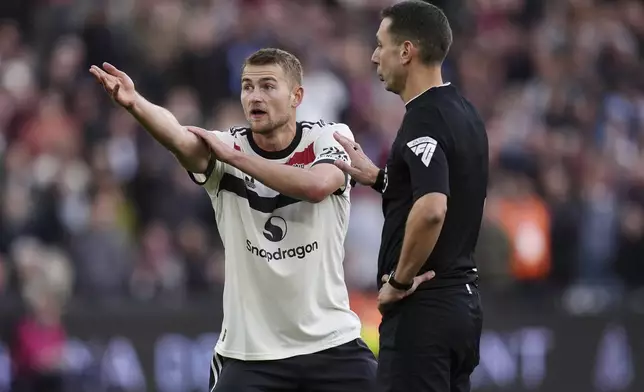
left=333, top=2, right=487, bottom=392
left=89, top=48, right=377, bottom=391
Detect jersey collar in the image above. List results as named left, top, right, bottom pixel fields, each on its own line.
left=247, top=122, right=303, bottom=160
left=405, top=82, right=452, bottom=109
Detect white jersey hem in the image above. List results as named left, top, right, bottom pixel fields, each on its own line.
left=214, top=328, right=362, bottom=361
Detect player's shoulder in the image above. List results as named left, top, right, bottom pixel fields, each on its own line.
left=299, top=120, right=354, bottom=140
left=209, top=125, right=249, bottom=144
left=226, top=125, right=250, bottom=138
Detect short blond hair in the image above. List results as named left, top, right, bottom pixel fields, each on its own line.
left=243, top=48, right=303, bottom=85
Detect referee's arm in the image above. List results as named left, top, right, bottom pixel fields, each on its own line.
left=393, top=119, right=449, bottom=285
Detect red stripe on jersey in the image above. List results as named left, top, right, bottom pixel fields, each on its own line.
left=234, top=143, right=241, bottom=151
left=286, top=143, right=315, bottom=166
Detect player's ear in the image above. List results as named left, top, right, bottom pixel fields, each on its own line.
left=291, top=85, right=304, bottom=108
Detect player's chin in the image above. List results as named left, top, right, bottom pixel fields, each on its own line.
left=249, top=121, right=272, bottom=134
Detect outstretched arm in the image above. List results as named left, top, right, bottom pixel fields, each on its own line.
left=186, top=126, right=349, bottom=203
left=230, top=156, right=343, bottom=203
left=89, top=63, right=210, bottom=174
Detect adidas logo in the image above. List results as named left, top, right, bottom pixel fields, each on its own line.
left=244, top=176, right=256, bottom=189
left=407, top=136, right=437, bottom=167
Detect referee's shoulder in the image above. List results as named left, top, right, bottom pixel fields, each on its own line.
left=402, top=105, right=447, bottom=132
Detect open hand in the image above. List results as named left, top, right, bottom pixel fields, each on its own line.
left=377, top=270, right=435, bottom=314
left=186, top=126, right=237, bottom=163
left=332, top=132, right=380, bottom=186
left=89, top=62, right=137, bottom=109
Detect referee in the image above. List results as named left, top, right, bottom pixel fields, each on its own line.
left=333, top=1, right=487, bottom=391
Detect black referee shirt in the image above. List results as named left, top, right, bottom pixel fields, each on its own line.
left=377, top=84, right=488, bottom=290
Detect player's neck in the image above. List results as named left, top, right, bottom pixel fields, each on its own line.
left=401, top=66, right=444, bottom=106
left=252, top=121, right=298, bottom=152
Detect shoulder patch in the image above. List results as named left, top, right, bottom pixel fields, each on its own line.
left=406, top=136, right=437, bottom=167
left=228, top=126, right=249, bottom=136
left=317, top=146, right=348, bottom=162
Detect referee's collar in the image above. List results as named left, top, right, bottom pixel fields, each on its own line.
left=405, top=82, right=451, bottom=109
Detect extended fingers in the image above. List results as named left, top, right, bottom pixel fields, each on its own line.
left=89, top=66, right=101, bottom=79
left=333, top=132, right=360, bottom=154
left=103, top=62, right=126, bottom=78
left=416, top=270, right=436, bottom=283
left=89, top=66, right=108, bottom=84
left=334, top=159, right=362, bottom=177
left=89, top=65, right=116, bottom=90
left=185, top=126, right=214, bottom=146
left=186, top=126, right=208, bottom=137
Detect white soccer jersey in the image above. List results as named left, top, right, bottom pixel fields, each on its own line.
left=190, top=120, right=362, bottom=361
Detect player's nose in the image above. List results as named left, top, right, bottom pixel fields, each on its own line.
left=248, top=94, right=264, bottom=104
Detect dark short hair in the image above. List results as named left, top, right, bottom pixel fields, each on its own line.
left=243, top=48, right=303, bottom=85
left=381, top=1, right=453, bottom=65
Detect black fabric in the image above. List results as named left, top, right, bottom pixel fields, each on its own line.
left=377, top=284, right=483, bottom=392
left=217, top=173, right=301, bottom=213
left=247, top=122, right=303, bottom=159
left=209, top=339, right=377, bottom=392
left=371, top=168, right=387, bottom=193
left=188, top=156, right=217, bottom=186
left=400, top=110, right=450, bottom=201
left=378, top=84, right=488, bottom=290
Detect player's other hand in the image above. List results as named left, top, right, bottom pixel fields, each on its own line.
left=332, top=132, right=380, bottom=186
left=89, top=63, right=136, bottom=109
left=186, top=126, right=236, bottom=163
left=377, top=270, right=435, bottom=315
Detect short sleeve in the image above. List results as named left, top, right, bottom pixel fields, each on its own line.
left=400, top=111, right=450, bottom=201
left=188, top=130, right=233, bottom=192
left=312, top=123, right=354, bottom=194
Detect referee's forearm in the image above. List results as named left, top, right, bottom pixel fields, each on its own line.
left=394, top=197, right=445, bottom=283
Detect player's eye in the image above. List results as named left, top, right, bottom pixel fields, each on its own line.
left=264, top=84, right=276, bottom=90
left=242, top=85, right=253, bottom=92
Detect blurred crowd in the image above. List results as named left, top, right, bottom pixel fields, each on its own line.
left=0, top=0, right=643, bottom=315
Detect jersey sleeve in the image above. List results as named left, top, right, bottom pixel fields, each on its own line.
left=400, top=110, right=450, bottom=201
left=312, top=123, right=353, bottom=195
left=188, top=130, right=233, bottom=192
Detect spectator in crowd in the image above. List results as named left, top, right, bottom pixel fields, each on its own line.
left=0, top=0, right=642, bottom=315
left=9, top=237, right=71, bottom=392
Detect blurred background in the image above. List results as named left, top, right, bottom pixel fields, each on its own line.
left=0, top=0, right=643, bottom=391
